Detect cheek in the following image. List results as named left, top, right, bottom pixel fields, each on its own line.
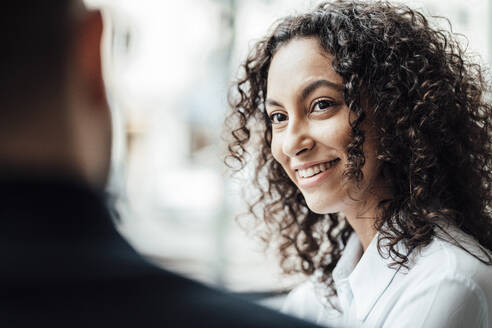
left=270, top=135, right=289, bottom=170
left=313, top=119, right=352, bottom=155
left=270, top=134, right=281, bottom=161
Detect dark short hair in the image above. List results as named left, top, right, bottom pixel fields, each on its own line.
left=0, top=1, right=74, bottom=102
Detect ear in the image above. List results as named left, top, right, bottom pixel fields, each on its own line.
left=75, top=10, right=106, bottom=106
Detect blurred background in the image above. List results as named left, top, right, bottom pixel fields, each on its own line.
left=85, top=0, right=491, bottom=307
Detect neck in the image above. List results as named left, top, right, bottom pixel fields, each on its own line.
left=344, top=207, right=378, bottom=252
left=0, top=106, right=86, bottom=185
left=342, top=183, right=392, bottom=251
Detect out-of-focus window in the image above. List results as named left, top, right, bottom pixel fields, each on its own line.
left=86, top=0, right=491, bottom=304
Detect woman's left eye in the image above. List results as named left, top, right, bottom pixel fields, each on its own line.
left=312, top=99, right=335, bottom=112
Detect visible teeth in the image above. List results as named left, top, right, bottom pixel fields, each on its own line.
left=298, top=159, right=339, bottom=178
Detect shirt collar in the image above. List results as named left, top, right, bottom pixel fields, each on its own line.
left=332, top=233, right=362, bottom=282
left=333, top=232, right=401, bottom=322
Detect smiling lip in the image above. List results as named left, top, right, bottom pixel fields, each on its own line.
left=295, top=159, right=340, bottom=188
left=292, top=159, right=338, bottom=171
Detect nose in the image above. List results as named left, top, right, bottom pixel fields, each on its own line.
left=282, top=120, right=314, bottom=157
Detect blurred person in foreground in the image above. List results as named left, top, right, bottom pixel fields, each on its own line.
left=0, top=2, right=323, bottom=327
left=227, top=1, right=492, bottom=327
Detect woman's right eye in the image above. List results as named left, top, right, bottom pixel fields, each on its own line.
left=269, top=112, right=288, bottom=124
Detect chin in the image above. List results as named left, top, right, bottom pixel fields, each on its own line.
left=304, top=196, right=338, bottom=215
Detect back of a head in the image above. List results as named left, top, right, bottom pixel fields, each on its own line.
left=0, top=1, right=112, bottom=188
left=0, top=1, right=76, bottom=108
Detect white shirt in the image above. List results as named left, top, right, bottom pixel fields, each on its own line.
left=282, top=226, right=492, bottom=327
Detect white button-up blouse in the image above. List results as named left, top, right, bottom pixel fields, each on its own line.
left=282, top=226, right=492, bottom=327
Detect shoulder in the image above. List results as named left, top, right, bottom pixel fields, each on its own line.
left=385, top=267, right=489, bottom=327
left=389, top=227, right=492, bottom=326
left=410, top=226, right=492, bottom=286
left=5, top=265, right=320, bottom=328
left=282, top=279, right=342, bottom=325
left=282, top=279, right=340, bottom=323
left=282, top=280, right=321, bottom=317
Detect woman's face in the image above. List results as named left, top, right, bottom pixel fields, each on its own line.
left=266, top=37, right=382, bottom=215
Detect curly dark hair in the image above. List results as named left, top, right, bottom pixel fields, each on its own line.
left=225, top=0, right=492, bottom=296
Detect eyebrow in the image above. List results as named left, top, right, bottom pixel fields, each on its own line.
left=265, top=79, right=343, bottom=108
left=300, top=79, right=343, bottom=101
left=265, top=98, right=283, bottom=108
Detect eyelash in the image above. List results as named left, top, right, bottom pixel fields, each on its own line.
left=311, top=99, right=336, bottom=112
left=269, top=112, right=287, bottom=124
left=268, top=98, right=336, bottom=124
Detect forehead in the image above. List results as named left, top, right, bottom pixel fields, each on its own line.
left=266, top=37, right=342, bottom=98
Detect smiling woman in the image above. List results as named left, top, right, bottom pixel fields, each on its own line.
left=225, top=1, right=492, bottom=327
